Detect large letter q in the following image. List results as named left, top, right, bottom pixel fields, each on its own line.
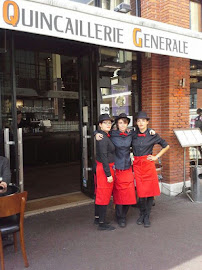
left=3, top=0, right=19, bottom=27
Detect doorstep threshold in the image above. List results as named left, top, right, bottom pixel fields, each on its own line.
left=25, top=191, right=94, bottom=217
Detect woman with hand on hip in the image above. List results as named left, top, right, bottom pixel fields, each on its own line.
left=94, top=114, right=116, bottom=231
left=132, top=111, right=170, bottom=228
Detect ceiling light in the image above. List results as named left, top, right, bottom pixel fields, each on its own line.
left=114, top=3, right=132, bottom=13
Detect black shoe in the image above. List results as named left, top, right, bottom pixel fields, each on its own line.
left=94, top=218, right=99, bottom=225
left=98, top=223, right=116, bottom=231
left=144, top=215, right=151, bottom=227
left=136, top=215, right=144, bottom=225
left=94, top=219, right=110, bottom=225
left=118, top=219, right=126, bottom=228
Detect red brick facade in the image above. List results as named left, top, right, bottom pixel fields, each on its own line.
left=197, top=89, right=202, bottom=108
left=131, top=0, right=191, bottom=185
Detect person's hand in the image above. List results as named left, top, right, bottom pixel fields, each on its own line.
left=107, top=176, right=113, bottom=183
left=95, top=133, right=103, bottom=141
left=149, top=129, right=156, bottom=135
left=147, top=155, right=158, bottom=161
left=0, top=181, right=7, bottom=191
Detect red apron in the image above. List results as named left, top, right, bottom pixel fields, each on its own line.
left=133, top=156, right=160, bottom=198
left=94, top=161, right=115, bottom=205
left=113, top=167, right=137, bottom=205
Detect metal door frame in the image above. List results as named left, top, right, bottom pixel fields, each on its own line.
left=78, top=48, right=97, bottom=197
left=0, top=31, right=21, bottom=187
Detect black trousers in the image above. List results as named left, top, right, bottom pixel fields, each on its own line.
left=95, top=204, right=107, bottom=223
left=139, top=197, right=154, bottom=215
left=115, top=205, right=130, bottom=221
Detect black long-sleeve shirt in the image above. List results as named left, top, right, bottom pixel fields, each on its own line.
left=110, top=130, right=132, bottom=170
left=95, top=128, right=154, bottom=170
left=132, top=129, right=168, bottom=156
left=0, top=156, right=11, bottom=184
left=96, top=131, right=115, bottom=177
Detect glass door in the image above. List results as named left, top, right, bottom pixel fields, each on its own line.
left=79, top=50, right=97, bottom=197
left=1, top=29, right=98, bottom=198
left=0, top=30, right=19, bottom=186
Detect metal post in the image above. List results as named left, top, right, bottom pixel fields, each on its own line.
left=196, top=146, right=198, bottom=166
left=184, top=147, right=194, bottom=202
left=11, top=31, right=19, bottom=185
left=183, top=147, right=186, bottom=192
left=0, top=81, right=3, bottom=156
left=17, top=128, right=24, bottom=191
left=4, top=128, right=11, bottom=161
left=135, top=0, right=139, bottom=16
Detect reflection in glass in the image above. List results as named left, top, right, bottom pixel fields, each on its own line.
left=98, top=47, right=140, bottom=125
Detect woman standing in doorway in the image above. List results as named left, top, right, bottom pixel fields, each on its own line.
left=94, top=114, right=116, bottom=231
left=132, top=111, right=170, bottom=228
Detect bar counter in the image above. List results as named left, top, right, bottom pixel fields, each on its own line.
left=23, top=131, right=80, bottom=165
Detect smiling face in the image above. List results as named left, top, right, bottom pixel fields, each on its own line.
left=99, top=120, right=112, bottom=133
left=117, top=118, right=129, bottom=132
left=137, top=118, right=149, bottom=132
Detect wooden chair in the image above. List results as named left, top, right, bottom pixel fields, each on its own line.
left=0, top=191, right=29, bottom=270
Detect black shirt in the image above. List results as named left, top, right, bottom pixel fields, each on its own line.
left=132, top=129, right=168, bottom=156
left=195, top=116, right=202, bottom=131
left=96, top=131, right=115, bottom=177
left=0, top=156, right=11, bottom=184
left=110, top=130, right=132, bottom=170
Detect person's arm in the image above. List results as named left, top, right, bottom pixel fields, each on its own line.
left=147, top=134, right=170, bottom=161
left=155, top=145, right=170, bottom=160
left=97, top=139, right=111, bottom=178
left=2, top=158, right=11, bottom=184
left=95, top=130, right=112, bottom=141
left=94, top=130, right=103, bottom=140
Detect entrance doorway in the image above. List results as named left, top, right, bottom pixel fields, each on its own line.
left=0, top=30, right=96, bottom=200
left=16, top=53, right=81, bottom=199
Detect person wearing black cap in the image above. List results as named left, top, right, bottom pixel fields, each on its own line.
left=110, top=113, right=136, bottom=228
left=94, top=114, right=116, bottom=231
left=132, top=111, right=170, bottom=227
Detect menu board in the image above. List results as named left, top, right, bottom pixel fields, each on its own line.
left=174, top=128, right=202, bottom=147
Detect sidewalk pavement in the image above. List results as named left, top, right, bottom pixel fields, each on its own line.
left=3, top=194, right=202, bottom=270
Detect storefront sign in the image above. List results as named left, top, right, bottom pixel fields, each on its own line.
left=1, top=0, right=202, bottom=60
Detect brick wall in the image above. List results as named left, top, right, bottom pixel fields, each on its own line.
left=197, top=89, right=202, bottom=108
left=140, top=0, right=190, bottom=27
left=136, top=0, right=191, bottom=185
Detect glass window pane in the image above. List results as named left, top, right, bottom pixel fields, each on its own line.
left=98, top=47, right=140, bottom=125
left=190, top=1, right=202, bottom=31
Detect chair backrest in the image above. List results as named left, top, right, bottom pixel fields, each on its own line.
left=0, top=191, right=27, bottom=218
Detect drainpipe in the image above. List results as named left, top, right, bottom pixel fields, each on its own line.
left=135, top=0, right=140, bottom=17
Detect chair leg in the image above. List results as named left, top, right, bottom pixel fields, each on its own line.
left=13, top=233, right=17, bottom=253
left=19, top=230, right=29, bottom=268
left=0, top=233, right=5, bottom=270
